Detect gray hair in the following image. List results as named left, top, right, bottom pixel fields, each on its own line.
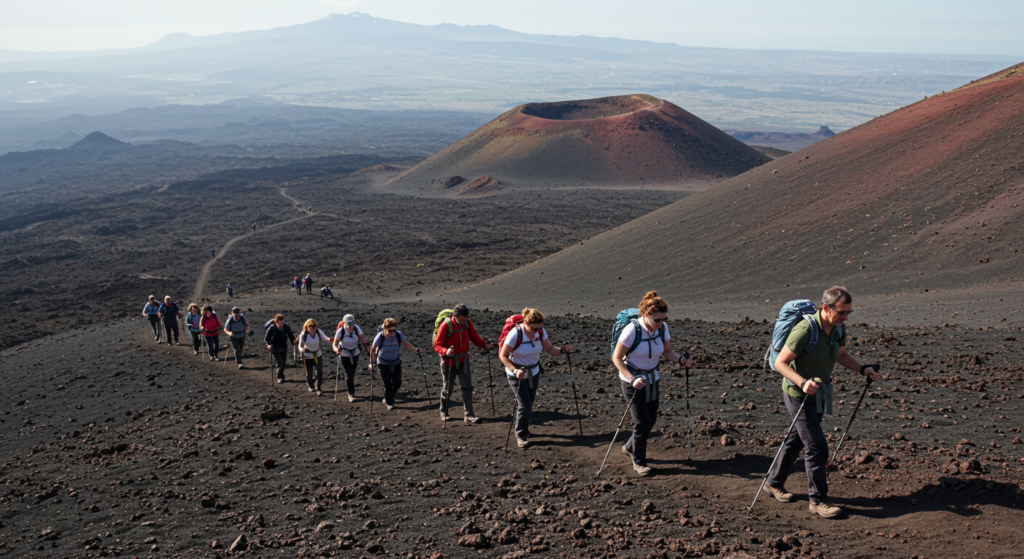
left=822, top=286, right=852, bottom=308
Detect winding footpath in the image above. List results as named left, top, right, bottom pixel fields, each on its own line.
left=190, top=188, right=315, bottom=301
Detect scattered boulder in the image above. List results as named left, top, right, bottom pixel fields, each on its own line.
left=315, top=521, right=334, bottom=533
left=960, top=459, right=984, bottom=474
left=721, top=435, right=734, bottom=446
left=262, top=458, right=276, bottom=469
left=260, top=407, right=287, bottom=421
left=878, top=455, right=897, bottom=469
left=229, top=534, right=248, bottom=553
left=854, top=451, right=873, bottom=465
left=640, top=499, right=657, bottom=514
left=457, top=533, right=490, bottom=548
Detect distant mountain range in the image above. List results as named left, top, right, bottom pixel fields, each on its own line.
left=1, top=12, right=1018, bottom=136
left=728, top=126, right=837, bottom=151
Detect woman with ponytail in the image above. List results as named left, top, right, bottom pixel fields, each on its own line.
left=498, top=308, right=572, bottom=448
left=611, top=291, right=694, bottom=475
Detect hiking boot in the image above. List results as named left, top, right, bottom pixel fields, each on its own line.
left=193, top=350, right=198, bottom=356
left=157, top=340, right=162, bottom=344
left=238, top=364, right=244, bottom=370
left=277, top=378, right=284, bottom=384
left=308, top=385, right=315, bottom=392
left=386, top=404, right=395, bottom=411
left=315, top=389, right=322, bottom=397
left=632, top=462, right=652, bottom=476
left=440, top=411, right=451, bottom=422
left=348, top=394, right=356, bottom=403
left=765, top=484, right=794, bottom=503
left=809, top=498, right=842, bottom=518
left=464, top=416, right=480, bottom=424
left=516, top=437, right=529, bottom=448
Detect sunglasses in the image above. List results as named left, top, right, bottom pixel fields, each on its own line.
left=649, top=317, right=666, bottom=323
left=828, top=306, right=854, bottom=316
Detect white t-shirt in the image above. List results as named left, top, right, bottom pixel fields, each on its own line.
left=504, top=326, right=547, bottom=376
left=616, top=319, right=671, bottom=381
left=334, top=324, right=364, bottom=357
left=300, top=329, right=330, bottom=358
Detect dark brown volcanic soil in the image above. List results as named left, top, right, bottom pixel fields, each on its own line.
left=3, top=298, right=1022, bottom=558
left=383, top=95, right=771, bottom=195
left=458, top=64, right=1024, bottom=323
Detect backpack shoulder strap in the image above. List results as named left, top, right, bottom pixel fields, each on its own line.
left=800, top=314, right=819, bottom=355
left=511, top=325, right=525, bottom=351
left=627, top=319, right=644, bottom=355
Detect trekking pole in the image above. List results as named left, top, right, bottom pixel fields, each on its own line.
left=269, top=349, right=274, bottom=387
left=486, top=350, right=496, bottom=416
left=747, top=377, right=821, bottom=514
left=334, top=353, right=341, bottom=401
left=361, top=342, right=374, bottom=417
left=596, top=388, right=640, bottom=478
left=826, top=367, right=878, bottom=474
left=442, top=359, right=454, bottom=430
left=416, top=352, right=433, bottom=407
left=681, top=351, right=693, bottom=461
left=505, top=378, right=521, bottom=451
left=564, top=347, right=584, bottom=437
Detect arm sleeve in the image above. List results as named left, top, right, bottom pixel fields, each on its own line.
left=264, top=327, right=275, bottom=345
left=618, top=323, right=636, bottom=349
left=433, top=322, right=450, bottom=355
left=284, top=325, right=295, bottom=343
left=372, top=333, right=383, bottom=349
left=784, top=322, right=812, bottom=354
left=503, top=328, right=519, bottom=348
left=468, top=320, right=486, bottom=348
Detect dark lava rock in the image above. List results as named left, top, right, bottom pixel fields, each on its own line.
left=260, top=408, right=287, bottom=421
left=721, top=435, right=734, bottom=446
left=262, top=458, right=276, bottom=469
left=854, top=451, right=873, bottom=465
left=640, top=499, right=656, bottom=514
left=211, top=540, right=222, bottom=549
left=960, top=459, right=984, bottom=474
left=457, top=533, right=490, bottom=548
left=878, top=455, right=897, bottom=469
left=229, top=534, right=248, bottom=552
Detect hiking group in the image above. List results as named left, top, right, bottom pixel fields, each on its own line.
left=140, top=284, right=880, bottom=518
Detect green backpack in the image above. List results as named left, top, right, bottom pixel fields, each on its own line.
left=433, top=309, right=455, bottom=343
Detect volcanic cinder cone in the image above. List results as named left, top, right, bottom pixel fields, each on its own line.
left=458, top=63, right=1024, bottom=317
left=384, top=94, right=770, bottom=195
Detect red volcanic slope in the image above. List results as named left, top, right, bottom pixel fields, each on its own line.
left=459, top=64, right=1024, bottom=317
left=385, top=94, right=770, bottom=193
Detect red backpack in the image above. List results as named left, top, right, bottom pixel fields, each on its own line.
left=498, top=314, right=544, bottom=351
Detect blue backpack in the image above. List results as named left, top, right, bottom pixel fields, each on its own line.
left=764, top=299, right=841, bottom=371
left=610, top=308, right=665, bottom=359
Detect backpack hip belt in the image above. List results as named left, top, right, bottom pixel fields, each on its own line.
left=787, top=378, right=834, bottom=414
left=626, top=366, right=658, bottom=403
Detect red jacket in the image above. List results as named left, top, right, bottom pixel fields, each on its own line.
left=199, top=314, right=222, bottom=337
left=434, top=318, right=486, bottom=366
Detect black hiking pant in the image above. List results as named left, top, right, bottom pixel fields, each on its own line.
left=305, top=283, right=312, bottom=294
left=147, top=315, right=161, bottom=339
left=188, top=330, right=203, bottom=352
left=205, top=334, right=220, bottom=359
left=271, top=347, right=288, bottom=380
left=163, top=318, right=179, bottom=344
left=340, top=353, right=359, bottom=396
left=230, top=337, right=245, bottom=365
left=378, top=363, right=403, bottom=406
left=507, top=367, right=541, bottom=440
left=620, top=376, right=660, bottom=467
left=303, top=354, right=323, bottom=390
left=766, top=393, right=829, bottom=500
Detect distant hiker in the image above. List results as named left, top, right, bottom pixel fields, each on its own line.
left=292, top=276, right=302, bottom=295
left=611, top=291, right=693, bottom=476
left=211, top=248, right=215, bottom=258
left=371, top=318, right=422, bottom=410
left=498, top=308, right=572, bottom=448
left=765, top=286, right=881, bottom=518
left=199, top=306, right=223, bottom=361
left=265, top=314, right=297, bottom=383
left=299, top=319, right=332, bottom=395
left=223, top=307, right=251, bottom=369
left=226, top=283, right=233, bottom=298
left=320, top=284, right=334, bottom=299
left=185, top=303, right=204, bottom=355
left=308, top=206, right=312, bottom=213
left=251, top=223, right=256, bottom=232
left=333, top=314, right=369, bottom=402
left=433, top=304, right=493, bottom=423
left=158, top=296, right=180, bottom=345
left=303, top=274, right=313, bottom=294
left=143, top=296, right=162, bottom=342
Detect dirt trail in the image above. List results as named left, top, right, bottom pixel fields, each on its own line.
left=191, top=188, right=315, bottom=301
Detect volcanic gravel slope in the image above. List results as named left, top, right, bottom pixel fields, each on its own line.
left=383, top=95, right=771, bottom=195
left=456, top=64, right=1024, bottom=321
left=2, top=296, right=1022, bottom=558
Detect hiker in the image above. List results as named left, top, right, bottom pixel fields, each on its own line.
left=611, top=291, right=693, bottom=476
left=320, top=284, right=334, bottom=299
left=143, top=296, right=162, bottom=342
left=333, top=314, right=369, bottom=402
left=158, top=296, right=180, bottom=345
left=223, top=307, right=251, bottom=369
left=292, top=276, right=301, bottom=295
left=199, top=305, right=223, bottom=361
left=498, top=308, right=572, bottom=448
left=765, top=286, right=881, bottom=518
left=265, top=314, right=297, bottom=383
left=226, top=283, right=233, bottom=298
left=433, top=304, right=493, bottom=423
left=303, top=274, right=313, bottom=294
left=371, top=318, right=422, bottom=410
left=251, top=223, right=256, bottom=232
left=299, top=319, right=332, bottom=395
left=211, top=248, right=215, bottom=258
left=184, top=303, right=204, bottom=355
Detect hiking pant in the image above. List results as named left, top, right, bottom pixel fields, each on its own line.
left=440, top=357, right=474, bottom=417
left=163, top=319, right=179, bottom=344
left=340, top=354, right=359, bottom=396
left=305, top=283, right=312, bottom=294
left=188, top=330, right=203, bottom=352
left=378, top=363, right=403, bottom=406
left=304, top=355, right=323, bottom=390
left=507, top=367, right=541, bottom=440
left=147, top=315, right=161, bottom=339
left=205, top=334, right=220, bottom=358
left=620, top=377, right=660, bottom=466
left=230, top=337, right=245, bottom=365
left=767, top=393, right=829, bottom=500
left=271, top=347, right=288, bottom=380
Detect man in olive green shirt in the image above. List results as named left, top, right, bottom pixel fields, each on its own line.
left=766, top=286, right=881, bottom=518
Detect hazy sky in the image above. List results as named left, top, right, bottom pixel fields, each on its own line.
left=3, top=0, right=1022, bottom=56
